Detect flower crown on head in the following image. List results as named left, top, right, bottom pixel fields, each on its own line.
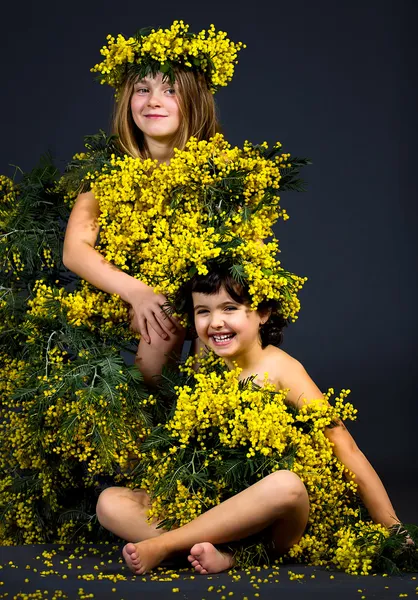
left=91, top=20, right=245, bottom=94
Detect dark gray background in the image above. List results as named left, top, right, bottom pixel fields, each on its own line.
left=2, top=1, right=417, bottom=518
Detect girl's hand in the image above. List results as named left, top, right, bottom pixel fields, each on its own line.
left=127, top=284, right=178, bottom=344
left=389, top=523, right=415, bottom=546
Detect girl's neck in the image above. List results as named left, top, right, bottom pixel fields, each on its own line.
left=224, top=341, right=266, bottom=373
left=146, top=138, right=174, bottom=164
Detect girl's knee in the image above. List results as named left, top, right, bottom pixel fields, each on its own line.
left=267, top=470, right=308, bottom=505
left=96, top=486, right=127, bottom=524
left=141, top=327, right=185, bottom=353
left=135, top=329, right=185, bottom=384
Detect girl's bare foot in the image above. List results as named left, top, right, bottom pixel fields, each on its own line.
left=188, top=542, right=235, bottom=574
left=122, top=537, right=169, bottom=575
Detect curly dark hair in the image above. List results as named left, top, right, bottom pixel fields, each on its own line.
left=178, top=265, right=287, bottom=348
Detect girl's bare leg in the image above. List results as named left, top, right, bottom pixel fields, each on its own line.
left=96, top=487, right=163, bottom=542
left=189, top=469, right=311, bottom=574
left=135, top=327, right=185, bottom=386
left=123, top=470, right=309, bottom=574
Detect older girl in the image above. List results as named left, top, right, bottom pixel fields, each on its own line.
left=63, top=23, right=227, bottom=384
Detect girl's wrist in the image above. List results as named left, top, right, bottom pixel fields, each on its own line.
left=118, top=275, right=149, bottom=304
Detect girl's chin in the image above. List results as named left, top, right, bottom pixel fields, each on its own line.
left=209, top=338, right=238, bottom=355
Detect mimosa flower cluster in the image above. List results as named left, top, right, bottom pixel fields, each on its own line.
left=0, top=175, right=17, bottom=227
left=91, top=20, right=245, bottom=93
left=133, top=354, right=391, bottom=575
left=0, top=337, right=150, bottom=544
left=52, top=134, right=305, bottom=335
left=0, top=156, right=151, bottom=545
left=1, top=175, right=19, bottom=273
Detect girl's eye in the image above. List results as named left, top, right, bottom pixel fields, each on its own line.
left=196, top=309, right=209, bottom=315
left=135, top=87, right=149, bottom=94
left=224, top=306, right=237, bottom=311
left=165, top=88, right=176, bottom=95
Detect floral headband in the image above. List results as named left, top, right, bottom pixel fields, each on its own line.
left=91, top=20, right=245, bottom=94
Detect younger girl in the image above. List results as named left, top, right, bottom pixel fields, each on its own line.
left=96, top=266, right=401, bottom=575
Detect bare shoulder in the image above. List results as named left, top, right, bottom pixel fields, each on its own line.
left=71, top=190, right=100, bottom=217
left=64, top=191, right=101, bottom=253
left=265, top=346, right=322, bottom=407
left=66, top=191, right=100, bottom=232
left=265, top=346, right=306, bottom=378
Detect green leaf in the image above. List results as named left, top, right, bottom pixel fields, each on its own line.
left=229, top=263, right=247, bottom=285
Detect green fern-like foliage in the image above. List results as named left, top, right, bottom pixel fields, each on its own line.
left=0, top=156, right=148, bottom=545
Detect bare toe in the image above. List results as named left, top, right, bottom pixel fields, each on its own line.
left=124, top=537, right=170, bottom=575
left=188, top=542, right=234, bottom=574
left=123, top=543, right=139, bottom=573
left=190, top=543, right=205, bottom=558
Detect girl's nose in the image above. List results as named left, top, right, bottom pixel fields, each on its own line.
left=148, top=92, right=162, bottom=107
left=210, top=313, right=224, bottom=329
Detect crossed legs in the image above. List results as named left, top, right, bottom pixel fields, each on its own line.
left=97, top=470, right=309, bottom=575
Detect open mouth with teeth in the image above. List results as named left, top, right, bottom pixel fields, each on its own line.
left=211, top=332, right=236, bottom=346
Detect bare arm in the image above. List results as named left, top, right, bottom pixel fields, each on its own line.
left=63, top=191, right=142, bottom=299
left=279, top=356, right=399, bottom=527
left=63, top=191, right=178, bottom=342
left=325, top=424, right=399, bottom=527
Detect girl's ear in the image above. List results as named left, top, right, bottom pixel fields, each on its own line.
left=259, top=307, right=272, bottom=326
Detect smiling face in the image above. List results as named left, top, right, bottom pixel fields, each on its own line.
left=192, top=286, right=267, bottom=360
left=130, top=73, right=181, bottom=146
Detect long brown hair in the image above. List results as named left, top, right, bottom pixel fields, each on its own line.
left=112, top=69, right=221, bottom=159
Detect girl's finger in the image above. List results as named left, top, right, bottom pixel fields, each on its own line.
left=138, top=317, right=150, bottom=344
left=155, top=302, right=178, bottom=332
left=156, top=308, right=178, bottom=333
left=147, top=312, right=170, bottom=339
